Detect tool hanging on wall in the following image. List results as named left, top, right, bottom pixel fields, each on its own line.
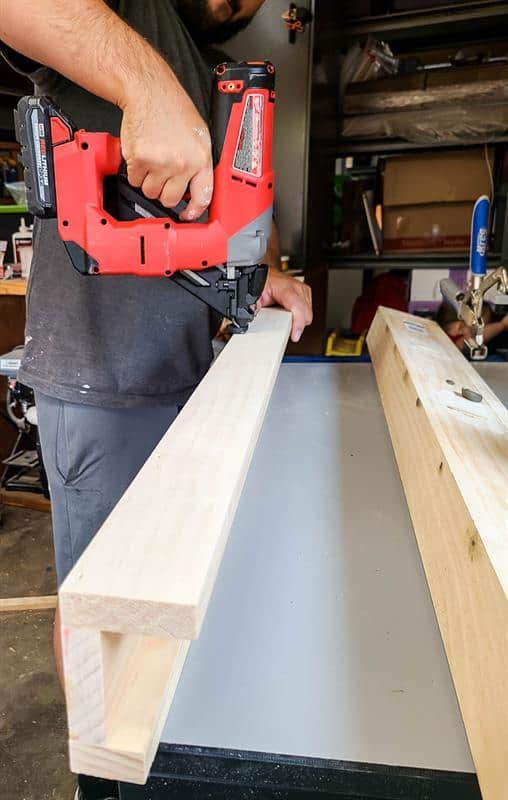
left=282, top=4, right=313, bottom=44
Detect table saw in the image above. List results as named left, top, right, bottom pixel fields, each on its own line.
left=117, top=360, right=506, bottom=800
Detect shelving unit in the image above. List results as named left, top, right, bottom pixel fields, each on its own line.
left=0, top=205, right=28, bottom=215
left=321, top=135, right=508, bottom=157
left=304, top=0, right=508, bottom=351
left=324, top=252, right=502, bottom=270
left=343, top=1, right=508, bottom=39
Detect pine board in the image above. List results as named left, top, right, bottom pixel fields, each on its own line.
left=58, top=308, right=291, bottom=783
left=367, top=307, right=508, bottom=800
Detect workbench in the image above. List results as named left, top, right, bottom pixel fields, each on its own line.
left=0, top=278, right=26, bottom=295
left=116, top=361, right=505, bottom=800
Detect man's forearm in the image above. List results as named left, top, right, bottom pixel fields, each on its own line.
left=484, top=319, right=508, bottom=343
left=0, top=0, right=215, bottom=216
left=0, top=0, right=178, bottom=110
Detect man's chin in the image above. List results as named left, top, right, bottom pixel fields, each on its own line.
left=198, top=17, right=251, bottom=44
left=177, top=0, right=251, bottom=45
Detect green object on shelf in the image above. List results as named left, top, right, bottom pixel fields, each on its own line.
left=0, top=205, right=29, bottom=214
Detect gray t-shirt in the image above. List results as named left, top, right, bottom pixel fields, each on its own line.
left=10, top=1, right=221, bottom=407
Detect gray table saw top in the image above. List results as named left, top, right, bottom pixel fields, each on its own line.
left=161, top=362, right=506, bottom=774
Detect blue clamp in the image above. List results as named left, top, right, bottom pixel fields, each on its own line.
left=469, top=195, right=490, bottom=277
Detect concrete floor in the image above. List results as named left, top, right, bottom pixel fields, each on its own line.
left=0, top=504, right=75, bottom=800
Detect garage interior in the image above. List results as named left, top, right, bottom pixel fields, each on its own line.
left=0, top=2, right=507, bottom=800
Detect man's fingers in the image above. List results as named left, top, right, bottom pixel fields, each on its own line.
left=254, top=270, right=313, bottom=342
left=126, top=161, right=149, bottom=189
left=158, top=175, right=190, bottom=209
left=296, top=287, right=313, bottom=325
left=139, top=167, right=213, bottom=216
left=288, top=288, right=313, bottom=342
left=140, top=172, right=167, bottom=200
left=179, top=167, right=214, bottom=221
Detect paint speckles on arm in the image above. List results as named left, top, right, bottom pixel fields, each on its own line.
left=192, top=126, right=208, bottom=140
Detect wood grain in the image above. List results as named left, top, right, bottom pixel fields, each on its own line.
left=368, top=307, right=508, bottom=800
left=59, top=308, right=291, bottom=783
left=0, top=279, right=27, bottom=296
left=62, top=627, right=190, bottom=783
left=0, top=594, right=57, bottom=612
left=0, top=490, right=51, bottom=512
left=60, top=309, right=291, bottom=640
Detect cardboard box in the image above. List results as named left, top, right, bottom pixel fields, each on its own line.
left=384, top=204, right=475, bottom=252
left=383, top=149, right=493, bottom=253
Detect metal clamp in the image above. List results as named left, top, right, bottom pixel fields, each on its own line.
left=440, top=265, right=508, bottom=359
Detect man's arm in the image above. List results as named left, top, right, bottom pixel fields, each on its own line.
left=483, top=314, right=508, bottom=344
left=0, top=0, right=213, bottom=219
left=0, top=1, right=313, bottom=339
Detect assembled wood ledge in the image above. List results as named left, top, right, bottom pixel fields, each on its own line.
left=59, top=308, right=291, bottom=784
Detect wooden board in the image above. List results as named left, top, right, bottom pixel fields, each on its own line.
left=0, top=489, right=51, bottom=512
left=0, top=279, right=27, bottom=296
left=0, top=594, right=57, bottom=612
left=367, top=307, right=508, bottom=800
left=59, top=308, right=291, bottom=783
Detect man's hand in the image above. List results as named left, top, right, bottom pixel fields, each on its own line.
left=480, top=312, right=508, bottom=345
left=0, top=0, right=213, bottom=218
left=120, top=79, right=213, bottom=220
left=257, top=268, right=313, bottom=342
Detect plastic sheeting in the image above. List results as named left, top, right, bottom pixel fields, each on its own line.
left=343, top=78, right=508, bottom=116
left=342, top=101, right=508, bottom=143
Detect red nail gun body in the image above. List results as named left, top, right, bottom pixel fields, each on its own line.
left=15, top=61, right=275, bottom=332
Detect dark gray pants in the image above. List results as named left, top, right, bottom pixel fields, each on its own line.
left=35, top=392, right=178, bottom=586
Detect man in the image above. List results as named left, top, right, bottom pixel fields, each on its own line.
left=0, top=1, right=312, bottom=797
left=436, top=301, right=508, bottom=352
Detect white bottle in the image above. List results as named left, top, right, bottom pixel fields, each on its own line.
left=12, top=218, right=33, bottom=278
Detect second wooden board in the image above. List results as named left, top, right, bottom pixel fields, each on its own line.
left=368, top=307, right=508, bottom=800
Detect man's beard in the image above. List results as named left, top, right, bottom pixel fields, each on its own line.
left=177, top=0, right=251, bottom=44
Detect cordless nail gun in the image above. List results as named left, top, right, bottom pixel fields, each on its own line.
left=440, top=195, right=508, bottom=360
left=14, top=61, right=275, bottom=332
